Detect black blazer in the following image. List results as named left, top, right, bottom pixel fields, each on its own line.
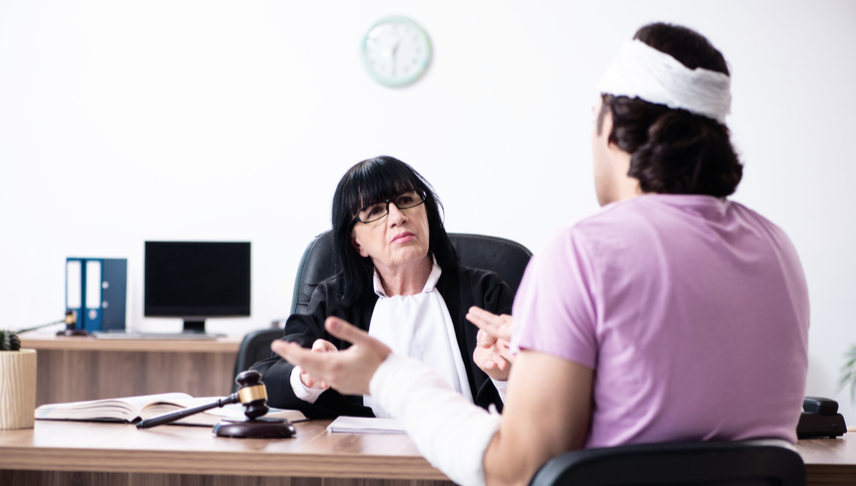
left=251, top=264, right=513, bottom=419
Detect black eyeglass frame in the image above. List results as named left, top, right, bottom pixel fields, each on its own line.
left=351, top=190, right=427, bottom=226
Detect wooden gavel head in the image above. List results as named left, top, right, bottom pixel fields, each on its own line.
left=235, top=370, right=270, bottom=420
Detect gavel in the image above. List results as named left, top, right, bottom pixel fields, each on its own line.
left=137, top=370, right=295, bottom=439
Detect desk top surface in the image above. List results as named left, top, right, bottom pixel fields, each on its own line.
left=0, top=419, right=442, bottom=479
left=0, top=420, right=853, bottom=480
left=20, top=331, right=243, bottom=353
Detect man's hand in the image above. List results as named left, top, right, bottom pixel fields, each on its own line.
left=300, top=338, right=338, bottom=389
left=467, top=306, right=515, bottom=363
left=473, top=328, right=512, bottom=381
left=272, top=317, right=392, bottom=396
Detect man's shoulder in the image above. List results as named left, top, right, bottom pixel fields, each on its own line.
left=545, top=198, right=648, bottom=247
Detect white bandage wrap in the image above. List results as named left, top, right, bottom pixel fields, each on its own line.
left=598, top=39, right=731, bottom=123
left=370, top=354, right=502, bottom=486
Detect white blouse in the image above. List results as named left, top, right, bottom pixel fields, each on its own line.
left=363, top=261, right=472, bottom=417
left=290, top=260, right=507, bottom=410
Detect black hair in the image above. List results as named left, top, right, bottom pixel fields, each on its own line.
left=331, top=156, right=458, bottom=306
left=597, top=22, right=743, bottom=197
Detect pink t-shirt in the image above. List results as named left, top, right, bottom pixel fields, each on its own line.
left=511, top=194, right=809, bottom=447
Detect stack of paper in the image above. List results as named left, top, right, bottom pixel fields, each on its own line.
left=326, top=416, right=406, bottom=434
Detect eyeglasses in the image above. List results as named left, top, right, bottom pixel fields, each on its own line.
left=353, top=191, right=426, bottom=224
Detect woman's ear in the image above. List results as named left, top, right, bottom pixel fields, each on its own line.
left=350, top=233, right=370, bottom=258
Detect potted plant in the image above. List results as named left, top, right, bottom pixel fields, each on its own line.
left=840, top=345, right=856, bottom=401
left=0, top=329, right=37, bottom=429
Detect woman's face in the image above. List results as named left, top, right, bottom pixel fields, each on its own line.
left=350, top=191, right=431, bottom=274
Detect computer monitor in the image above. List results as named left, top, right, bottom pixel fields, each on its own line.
left=144, top=241, right=251, bottom=333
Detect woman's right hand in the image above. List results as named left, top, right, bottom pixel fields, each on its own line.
left=300, top=338, right=338, bottom=389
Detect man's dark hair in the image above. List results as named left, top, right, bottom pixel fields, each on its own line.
left=331, top=156, right=458, bottom=306
left=597, top=23, right=743, bottom=197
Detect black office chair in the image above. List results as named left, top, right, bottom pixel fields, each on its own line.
left=232, top=328, right=285, bottom=392
left=233, top=230, right=532, bottom=391
left=290, top=230, right=532, bottom=315
left=529, top=440, right=806, bottom=486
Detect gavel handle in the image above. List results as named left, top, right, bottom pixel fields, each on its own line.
left=136, top=394, right=240, bottom=429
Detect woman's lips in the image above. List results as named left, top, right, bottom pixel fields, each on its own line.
left=392, top=232, right=415, bottom=244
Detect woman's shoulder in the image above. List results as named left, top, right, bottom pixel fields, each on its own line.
left=451, top=264, right=513, bottom=313
left=454, top=264, right=503, bottom=283
left=451, top=264, right=511, bottom=296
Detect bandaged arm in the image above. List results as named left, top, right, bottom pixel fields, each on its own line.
left=370, top=353, right=501, bottom=486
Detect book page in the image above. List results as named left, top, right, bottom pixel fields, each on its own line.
left=138, top=400, right=307, bottom=427
left=35, top=393, right=194, bottom=422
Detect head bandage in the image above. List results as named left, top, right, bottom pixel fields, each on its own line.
left=598, top=39, right=731, bottom=123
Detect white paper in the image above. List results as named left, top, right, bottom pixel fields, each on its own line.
left=326, top=416, right=406, bottom=434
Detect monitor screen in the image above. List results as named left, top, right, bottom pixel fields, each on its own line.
left=144, top=241, right=250, bottom=332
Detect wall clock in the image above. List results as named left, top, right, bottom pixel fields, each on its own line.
left=361, top=16, right=432, bottom=87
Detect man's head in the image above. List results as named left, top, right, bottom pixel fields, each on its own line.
left=592, top=23, right=743, bottom=205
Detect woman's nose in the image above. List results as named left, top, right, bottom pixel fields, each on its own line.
left=387, top=203, right=407, bottom=225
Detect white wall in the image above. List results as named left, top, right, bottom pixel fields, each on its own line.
left=2, top=1, right=855, bottom=421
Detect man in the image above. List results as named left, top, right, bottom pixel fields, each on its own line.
left=273, top=23, right=809, bottom=486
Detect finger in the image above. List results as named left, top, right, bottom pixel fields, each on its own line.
left=325, top=317, right=388, bottom=354
left=466, top=306, right=497, bottom=325
left=301, top=372, right=316, bottom=388
left=467, top=306, right=505, bottom=334
left=467, top=307, right=506, bottom=337
left=477, top=329, right=497, bottom=347
left=311, top=339, right=337, bottom=352
left=498, top=347, right=515, bottom=363
left=273, top=341, right=327, bottom=373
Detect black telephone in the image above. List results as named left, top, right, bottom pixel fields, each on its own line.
left=796, top=396, right=847, bottom=439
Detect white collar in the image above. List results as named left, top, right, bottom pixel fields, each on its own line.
left=373, top=257, right=442, bottom=298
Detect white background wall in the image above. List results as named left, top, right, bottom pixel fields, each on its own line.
left=2, top=1, right=855, bottom=421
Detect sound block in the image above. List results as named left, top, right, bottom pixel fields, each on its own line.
left=214, top=417, right=296, bottom=439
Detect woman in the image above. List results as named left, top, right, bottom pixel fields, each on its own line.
left=252, top=155, right=514, bottom=419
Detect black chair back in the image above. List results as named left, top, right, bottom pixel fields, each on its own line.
left=289, top=230, right=533, bottom=315
left=529, top=441, right=806, bottom=486
left=232, top=328, right=284, bottom=392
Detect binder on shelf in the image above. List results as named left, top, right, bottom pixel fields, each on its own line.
left=66, top=258, right=127, bottom=332
left=65, top=259, right=83, bottom=326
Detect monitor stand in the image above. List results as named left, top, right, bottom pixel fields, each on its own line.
left=183, top=319, right=206, bottom=333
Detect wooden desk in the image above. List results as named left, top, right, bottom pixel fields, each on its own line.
left=0, top=419, right=451, bottom=486
left=0, top=419, right=852, bottom=486
left=20, top=332, right=242, bottom=407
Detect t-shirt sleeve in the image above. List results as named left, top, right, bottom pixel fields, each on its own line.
left=511, top=228, right=598, bottom=369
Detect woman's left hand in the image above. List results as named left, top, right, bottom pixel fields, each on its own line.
left=271, top=316, right=392, bottom=396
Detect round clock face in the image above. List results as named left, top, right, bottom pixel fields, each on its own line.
left=361, top=16, right=432, bottom=87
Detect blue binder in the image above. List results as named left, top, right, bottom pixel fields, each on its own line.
left=66, top=258, right=127, bottom=332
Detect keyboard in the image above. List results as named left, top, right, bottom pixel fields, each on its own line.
left=93, top=331, right=223, bottom=340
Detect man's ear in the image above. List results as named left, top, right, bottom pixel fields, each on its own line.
left=351, top=233, right=370, bottom=258
left=600, top=109, right=621, bottom=152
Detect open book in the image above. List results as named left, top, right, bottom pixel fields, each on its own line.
left=34, top=393, right=306, bottom=426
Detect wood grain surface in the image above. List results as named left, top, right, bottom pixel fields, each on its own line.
left=0, top=349, right=37, bottom=429
left=20, top=332, right=242, bottom=353
left=796, top=429, right=856, bottom=486
left=21, top=332, right=239, bottom=406
left=1, top=420, right=852, bottom=486
left=0, top=419, right=449, bottom=482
